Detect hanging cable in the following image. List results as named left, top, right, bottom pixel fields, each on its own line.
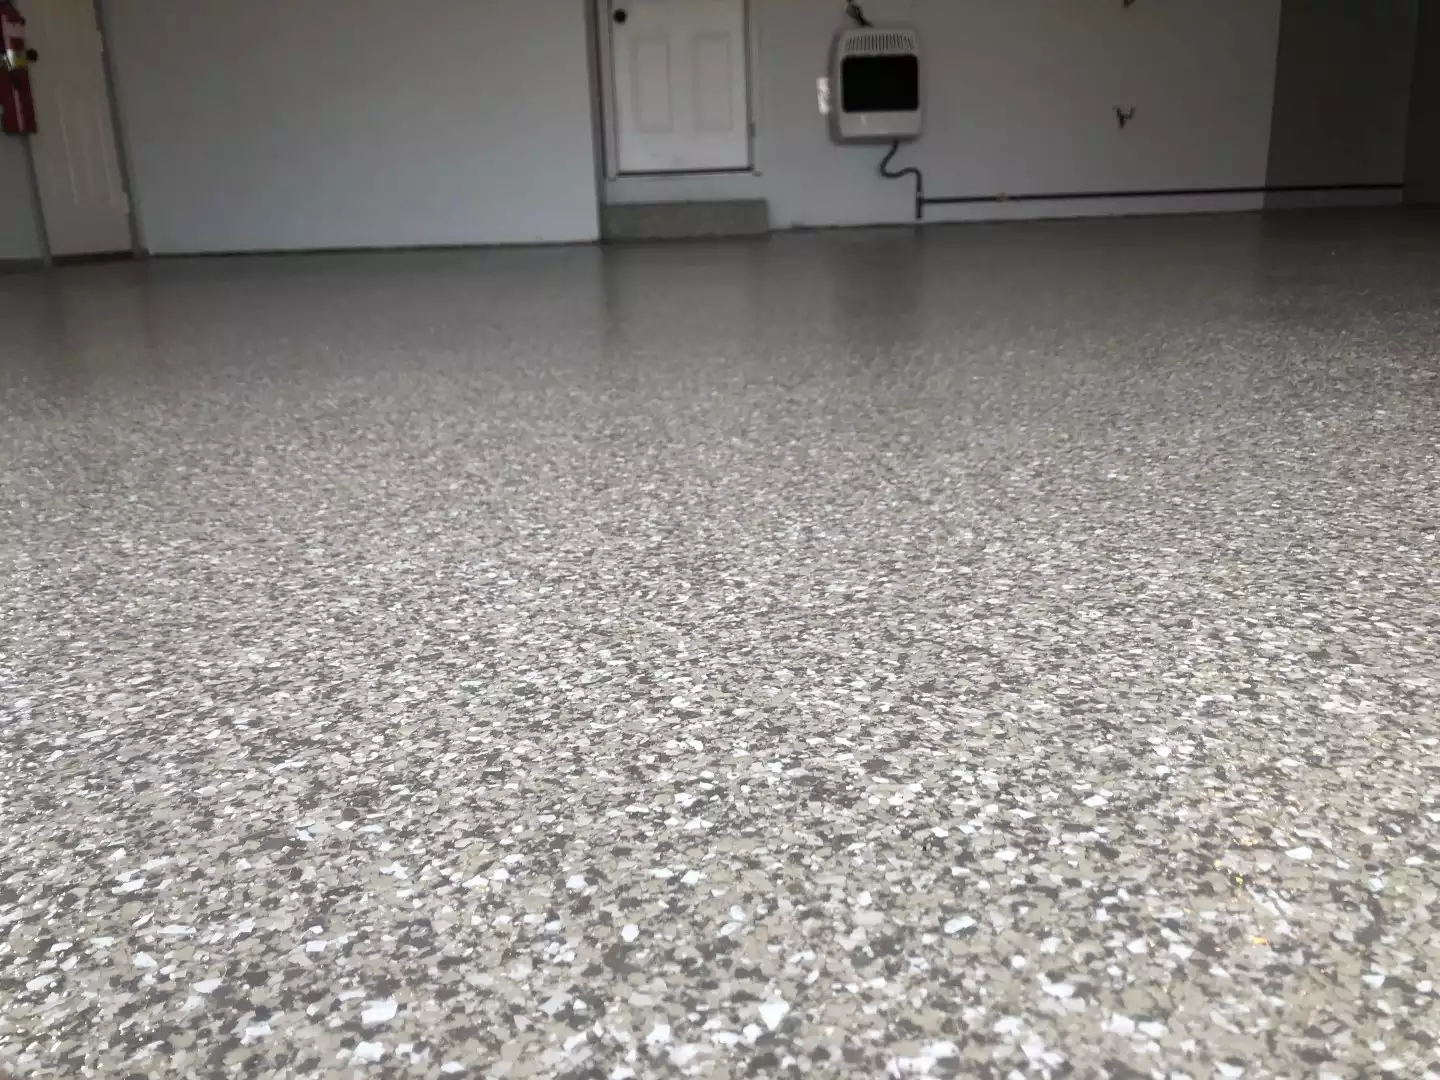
left=844, top=2, right=872, bottom=28
left=879, top=140, right=925, bottom=221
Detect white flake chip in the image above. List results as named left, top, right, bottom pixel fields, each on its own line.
left=1104, top=1015, right=1135, bottom=1036
left=758, top=998, right=790, bottom=1031
left=361, top=998, right=398, bottom=1026
left=353, top=1041, right=385, bottom=1063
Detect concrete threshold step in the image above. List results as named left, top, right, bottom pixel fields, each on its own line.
left=601, top=199, right=770, bottom=241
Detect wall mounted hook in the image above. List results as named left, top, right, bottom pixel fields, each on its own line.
left=1115, top=106, right=1136, bottom=129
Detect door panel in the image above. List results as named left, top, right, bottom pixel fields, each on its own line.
left=632, top=35, right=674, bottom=132
left=26, top=0, right=131, bottom=256
left=611, top=0, right=749, bottom=174
left=692, top=33, right=735, bottom=131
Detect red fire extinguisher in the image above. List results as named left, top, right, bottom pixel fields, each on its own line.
left=1, top=0, right=38, bottom=136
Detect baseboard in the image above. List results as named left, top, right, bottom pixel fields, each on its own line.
left=1263, top=188, right=1404, bottom=211
left=52, top=250, right=137, bottom=267
left=0, top=251, right=138, bottom=273
left=145, top=238, right=592, bottom=258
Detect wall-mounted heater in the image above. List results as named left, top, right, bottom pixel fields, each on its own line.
left=831, top=26, right=922, bottom=143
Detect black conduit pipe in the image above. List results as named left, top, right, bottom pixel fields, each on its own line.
left=876, top=141, right=1403, bottom=221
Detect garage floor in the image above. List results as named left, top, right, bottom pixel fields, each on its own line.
left=3, top=211, right=1439, bottom=1078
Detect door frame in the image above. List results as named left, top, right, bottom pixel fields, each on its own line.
left=20, top=135, right=51, bottom=266
left=91, top=0, right=144, bottom=257
left=592, top=0, right=762, bottom=180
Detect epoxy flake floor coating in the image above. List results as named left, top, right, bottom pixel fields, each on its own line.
left=3, top=212, right=1439, bottom=1079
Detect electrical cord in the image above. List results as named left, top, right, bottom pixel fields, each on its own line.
left=879, top=140, right=925, bottom=221
left=844, top=2, right=872, bottom=28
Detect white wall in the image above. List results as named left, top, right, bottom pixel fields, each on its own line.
left=84, top=0, right=1419, bottom=251
left=1267, top=0, right=1417, bottom=194
left=102, top=0, right=600, bottom=254
left=607, top=0, right=1285, bottom=225
left=0, top=141, right=42, bottom=261
left=1407, top=0, right=1440, bottom=203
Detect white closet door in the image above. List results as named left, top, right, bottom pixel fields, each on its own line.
left=610, top=0, right=750, bottom=174
left=27, top=0, right=131, bottom=255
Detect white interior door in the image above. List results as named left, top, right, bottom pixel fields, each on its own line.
left=610, top=0, right=750, bottom=174
left=26, top=0, right=131, bottom=256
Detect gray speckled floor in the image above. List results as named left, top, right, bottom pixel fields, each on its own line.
left=3, top=211, right=1439, bottom=1079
